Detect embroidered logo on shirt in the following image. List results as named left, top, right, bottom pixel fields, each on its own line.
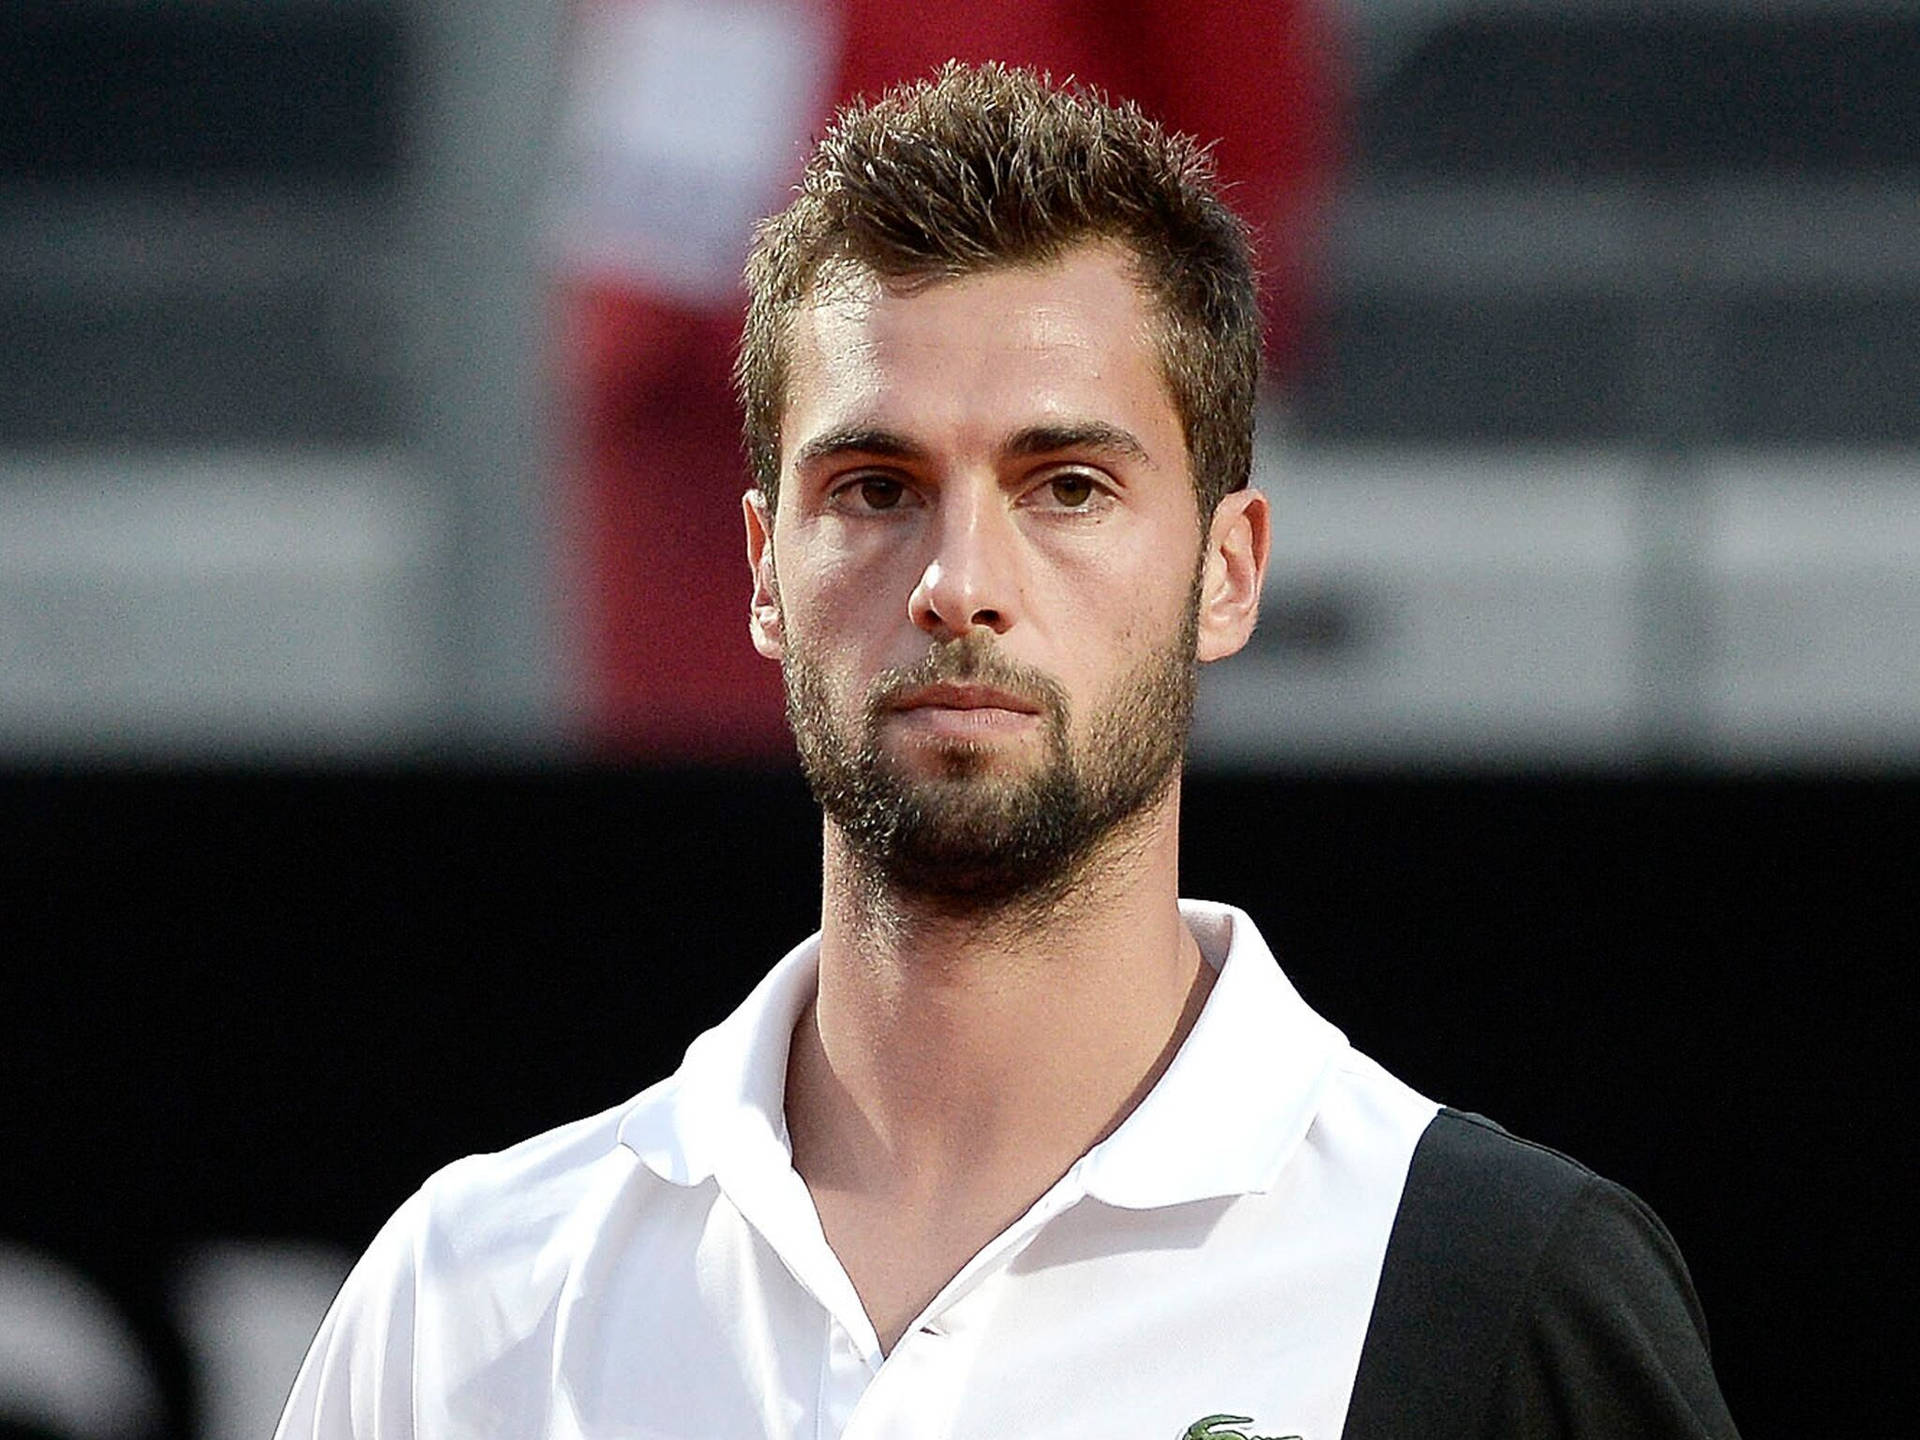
left=1180, top=1415, right=1303, bottom=1440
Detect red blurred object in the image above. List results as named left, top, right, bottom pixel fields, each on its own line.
left=560, top=0, right=1346, bottom=760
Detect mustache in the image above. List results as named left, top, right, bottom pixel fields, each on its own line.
left=866, top=633, right=1069, bottom=722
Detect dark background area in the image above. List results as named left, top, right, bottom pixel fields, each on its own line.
left=4, top=767, right=1907, bottom=1436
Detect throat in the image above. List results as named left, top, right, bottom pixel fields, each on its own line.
left=800, top=1150, right=1076, bottom=1356
left=783, top=911, right=1217, bottom=1350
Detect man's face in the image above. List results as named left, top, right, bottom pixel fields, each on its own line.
left=744, top=243, right=1260, bottom=908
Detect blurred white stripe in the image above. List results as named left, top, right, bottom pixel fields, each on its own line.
left=0, top=451, right=443, bottom=755
left=0, top=1243, right=161, bottom=1439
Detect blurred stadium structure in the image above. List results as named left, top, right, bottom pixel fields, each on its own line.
left=2, top=0, right=1917, bottom=767
left=1205, top=0, right=1920, bottom=767
left=1, top=0, right=564, bottom=760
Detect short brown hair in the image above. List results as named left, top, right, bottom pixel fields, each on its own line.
left=737, top=62, right=1261, bottom=517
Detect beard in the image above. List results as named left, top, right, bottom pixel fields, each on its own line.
left=783, top=601, right=1199, bottom=915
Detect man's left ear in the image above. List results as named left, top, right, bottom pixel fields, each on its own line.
left=1194, top=487, right=1270, bottom=664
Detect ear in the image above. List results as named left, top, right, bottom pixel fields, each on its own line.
left=1195, top=487, right=1270, bottom=664
left=743, top=488, right=785, bottom=660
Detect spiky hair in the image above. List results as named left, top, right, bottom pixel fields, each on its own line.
left=737, top=61, right=1261, bottom=516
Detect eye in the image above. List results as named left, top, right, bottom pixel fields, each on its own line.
left=832, top=475, right=911, bottom=511
left=857, top=477, right=905, bottom=510
left=1040, top=471, right=1103, bottom=509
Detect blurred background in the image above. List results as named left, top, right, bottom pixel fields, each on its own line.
left=2, top=0, right=1911, bottom=1434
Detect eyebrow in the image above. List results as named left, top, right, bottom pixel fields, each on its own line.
left=791, top=426, right=925, bottom=471
left=1003, top=422, right=1152, bottom=466
left=791, top=420, right=1153, bottom=472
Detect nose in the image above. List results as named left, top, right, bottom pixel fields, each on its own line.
left=907, top=482, right=1019, bottom=640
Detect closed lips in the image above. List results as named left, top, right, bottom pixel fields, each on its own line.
left=891, top=684, right=1041, bottom=713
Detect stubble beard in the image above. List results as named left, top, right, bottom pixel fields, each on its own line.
left=783, top=601, right=1200, bottom=919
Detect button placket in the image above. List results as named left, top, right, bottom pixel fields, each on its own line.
left=838, top=1324, right=967, bottom=1440
left=816, top=1315, right=876, bottom=1440
left=901, top=1168, right=1086, bottom=1331
left=834, top=1174, right=1087, bottom=1440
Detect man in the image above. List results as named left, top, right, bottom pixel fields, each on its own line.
left=278, top=65, right=1739, bottom=1439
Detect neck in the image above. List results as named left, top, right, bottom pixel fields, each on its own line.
left=787, top=784, right=1212, bottom=1198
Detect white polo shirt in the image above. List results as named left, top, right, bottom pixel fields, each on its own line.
left=277, top=901, right=1440, bottom=1440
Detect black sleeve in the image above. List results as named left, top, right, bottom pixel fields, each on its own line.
left=1480, top=1174, right=1738, bottom=1440
left=1341, top=1109, right=1739, bottom=1440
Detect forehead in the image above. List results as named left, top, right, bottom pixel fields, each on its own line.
left=779, top=246, right=1181, bottom=463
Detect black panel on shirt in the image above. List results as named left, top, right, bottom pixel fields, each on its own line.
left=1341, top=1109, right=1738, bottom=1440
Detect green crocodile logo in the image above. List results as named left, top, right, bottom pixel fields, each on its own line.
left=1180, top=1415, right=1303, bottom=1440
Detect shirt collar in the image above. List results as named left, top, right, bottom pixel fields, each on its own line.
left=1076, top=900, right=1349, bottom=1209
left=616, top=902, right=1348, bottom=1210
left=616, top=932, right=819, bottom=1191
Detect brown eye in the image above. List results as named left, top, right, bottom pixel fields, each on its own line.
left=857, top=477, right=905, bottom=510
left=1048, top=474, right=1097, bottom=508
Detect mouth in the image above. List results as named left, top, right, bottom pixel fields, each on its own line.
left=887, top=682, right=1045, bottom=717
left=881, top=682, right=1048, bottom=745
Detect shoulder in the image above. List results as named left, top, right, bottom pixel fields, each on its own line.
left=1391, top=1107, right=1610, bottom=1254
left=1383, top=1109, right=1712, bottom=1347
left=275, top=1087, right=673, bottom=1438
left=414, top=1088, right=659, bottom=1254
left=1342, top=1110, right=1739, bottom=1440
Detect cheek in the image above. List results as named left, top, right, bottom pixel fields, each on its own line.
left=773, top=516, right=857, bottom=610
left=779, top=555, right=880, bottom=656
left=1036, top=527, right=1195, bottom=658
left=770, top=544, right=901, bottom=703
left=778, top=518, right=934, bottom=643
